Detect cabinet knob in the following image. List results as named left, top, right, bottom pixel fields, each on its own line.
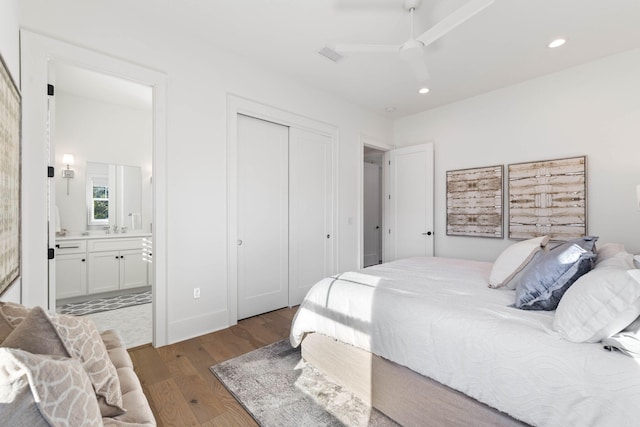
left=81, top=259, right=85, bottom=262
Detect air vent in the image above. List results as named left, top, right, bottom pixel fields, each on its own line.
left=318, top=46, right=343, bottom=63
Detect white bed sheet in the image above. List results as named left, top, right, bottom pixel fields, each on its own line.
left=290, top=257, right=640, bottom=427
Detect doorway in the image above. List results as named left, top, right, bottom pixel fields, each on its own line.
left=359, top=140, right=435, bottom=268
left=363, top=147, right=384, bottom=267
left=51, top=63, right=154, bottom=348
left=20, top=30, right=168, bottom=347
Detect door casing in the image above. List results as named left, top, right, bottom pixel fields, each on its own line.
left=20, top=30, right=169, bottom=346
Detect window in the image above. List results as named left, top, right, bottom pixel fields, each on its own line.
left=92, top=184, right=109, bottom=223
left=86, top=167, right=111, bottom=226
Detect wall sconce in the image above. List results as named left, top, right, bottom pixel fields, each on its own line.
left=61, top=154, right=75, bottom=195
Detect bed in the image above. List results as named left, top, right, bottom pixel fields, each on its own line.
left=290, top=254, right=640, bottom=427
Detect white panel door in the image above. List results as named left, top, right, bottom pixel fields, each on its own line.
left=363, top=162, right=382, bottom=267
left=237, top=114, right=289, bottom=319
left=387, top=143, right=434, bottom=260
left=289, top=128, right=335, bottom=305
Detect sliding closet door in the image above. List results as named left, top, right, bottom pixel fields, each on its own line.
left=289, top=128, right=335, bottom=305
left=237, top=114, right=289, bottom=319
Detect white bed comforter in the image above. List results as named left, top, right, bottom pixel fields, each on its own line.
left=290, top=257, right=640, bottom=427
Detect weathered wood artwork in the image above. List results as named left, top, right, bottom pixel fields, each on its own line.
left=0, top=54, right=21, bottom=296
left=447, top=165, right=503, bottom=238
left=508, top=156, right=586, bottom=241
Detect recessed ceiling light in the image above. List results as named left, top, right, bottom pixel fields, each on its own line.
left=385, top=106, right=396, bottom=113
left=418, top=87, right=430, bottom=94
left=548, top=38, right=566, bottom=48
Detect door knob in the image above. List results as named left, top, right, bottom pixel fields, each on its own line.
left=422, top=231, right=433, bottom=236
left=375, top=226, right=380, bottom=229
left=237, top=240, right=243, bottom=246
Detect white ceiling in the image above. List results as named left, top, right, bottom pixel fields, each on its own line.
left=55, top=63, right=152, bottom=110
left=56, top=0, right=640, bottom=119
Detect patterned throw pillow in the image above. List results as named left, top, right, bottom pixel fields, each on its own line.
left=52, top=312, right=126, bottom=417
left=0, top=306, right=125, bottom=417
left=1, top=307, right=70, bottom=356
left=0, top=348, right=103, bottom=427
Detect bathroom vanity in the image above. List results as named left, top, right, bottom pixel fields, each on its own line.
left=55, top=233, right=152, bottom=300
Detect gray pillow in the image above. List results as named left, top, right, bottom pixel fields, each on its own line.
left=514, top=236, right=598, bottom=311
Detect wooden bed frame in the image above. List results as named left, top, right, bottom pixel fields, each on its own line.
left=301, top=333, right=528, bottom=427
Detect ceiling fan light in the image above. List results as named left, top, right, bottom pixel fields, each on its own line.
left=548, top=38, right=566, bottom=48
left=418, top=87, right=430, bottom=94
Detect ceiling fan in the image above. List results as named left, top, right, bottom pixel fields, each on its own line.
left=333, top=0, right=494, bottom=89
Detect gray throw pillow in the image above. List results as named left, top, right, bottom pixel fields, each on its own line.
left=514, top=236, right=598, bottom=311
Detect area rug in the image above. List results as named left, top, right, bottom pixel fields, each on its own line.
left=57, top=290, right=152, bottom=316
left=210, top=339, right=398, bottom=427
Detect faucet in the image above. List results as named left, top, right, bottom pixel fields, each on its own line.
left=103, top=226, right=110, bottom=234
left=113, top=225, right=119, bottom=234
left=121, top=226, right=127, bottom=234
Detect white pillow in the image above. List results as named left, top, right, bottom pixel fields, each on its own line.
left=602, top=316, right=640, bottom=358
left=489, top=236, right=550, bottom=289
left=595, top=251, right=635, bottom=270
left=553, top=269, right=640, bottom=343
left=595, top=242, right=626, bottom=265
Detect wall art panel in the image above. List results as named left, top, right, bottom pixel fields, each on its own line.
left=508, top=156, right=586, bottom=241
left=447, top=165, right=503, bottom=238
left=0, top=53, right=21, bottom=296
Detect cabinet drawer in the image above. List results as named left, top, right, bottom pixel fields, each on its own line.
left=88, top=238, right=143, bottom=252
left=55, top=240, right=87, bottom=255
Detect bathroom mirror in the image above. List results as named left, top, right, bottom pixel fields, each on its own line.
left=86, top=161, right=142, bottom=230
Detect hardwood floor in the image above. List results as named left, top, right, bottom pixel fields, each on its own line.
left=128, top=306, right=298, bottom=426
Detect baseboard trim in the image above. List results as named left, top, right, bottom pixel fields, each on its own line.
left=168, top=309, right=229, bottom=344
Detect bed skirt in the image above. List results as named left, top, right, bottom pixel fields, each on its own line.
left=301, top=333, right=528, bottom=427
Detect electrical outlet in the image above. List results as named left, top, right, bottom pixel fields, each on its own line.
left=193, top=287, right=201, bottom=299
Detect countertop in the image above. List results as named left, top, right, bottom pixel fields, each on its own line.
left=56, top=232, right=152, bottom=241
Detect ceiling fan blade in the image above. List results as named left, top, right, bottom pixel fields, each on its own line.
left=334, top=44, right=400, bottom=55
left=416, top=0, right=494, bottom=47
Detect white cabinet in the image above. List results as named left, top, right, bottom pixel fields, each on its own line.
left=88, top=251, right=122, bottom=294
left=56, top=236, right=150, bottom=300
left=120, top=249, right=148, bottom=289
left=87, top=238, right=149, bottom=294
left=55, top=240, right=87, bottom=299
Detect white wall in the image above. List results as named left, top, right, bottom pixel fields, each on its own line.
left=394, top=49, right=640, bottom=261
left=55, top=92, right=153, bottom=234
left=19, top=1, right=393, bottom=343
left=0, top=0, right=21, bottom=303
